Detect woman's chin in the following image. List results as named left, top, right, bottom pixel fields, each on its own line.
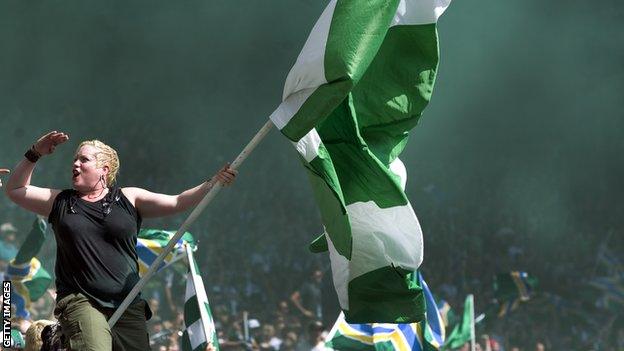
left=72, top=182, right=86, bottom=192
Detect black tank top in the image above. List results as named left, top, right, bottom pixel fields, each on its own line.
left=48, top=187, right=142, bottom=308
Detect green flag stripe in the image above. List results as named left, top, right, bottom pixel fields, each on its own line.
left=345, top=266, right=426, bottom=323
left=324, top=0, right=398, bottom=84
left=274, top=0, right=399, bottom=141
left=14, top=217, right=47, bottom=265
left=24, top=265, right=52, bottom=301
left=138, top=228, right=196, bottom=248
left=184, top=296, right=202, bottom=324
left=354, top=24, right=440, bottom=164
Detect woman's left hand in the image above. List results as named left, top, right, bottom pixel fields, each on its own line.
left=212, top=163, right=238, bottom=186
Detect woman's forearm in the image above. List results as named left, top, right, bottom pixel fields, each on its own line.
left=174, top=163, right=236, bottom=212
left=174, top=178, right=216, bottom=212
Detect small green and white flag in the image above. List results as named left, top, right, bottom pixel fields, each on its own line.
left=443, top=295, right=474, bottom=350
left=10, top=329, right=25, bottom=348
left=136, top=228, right=197, bottom=276
left=270, top=0, right=451, bottom=323
left=7, top=216, right=52, bottom=318
left=181, top=245, right=219, bottom=351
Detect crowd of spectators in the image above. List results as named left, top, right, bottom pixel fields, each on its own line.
left=1, top=174, right=622, bottom=350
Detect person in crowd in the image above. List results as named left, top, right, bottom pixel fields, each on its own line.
left=24, top=319, right=56, bottom=351
left=147, top=297, right=164, bottom=335
left=257, top=324, right=281, bottom=351
left=0, top=221, right=19, bottom=273
left=534, top=341, right=546, bottom=351
left=4, top=130, right=237, bottom=351
left=290, top=269, right=323, bottom=321
left=480, top=334, right=492, bottom=351
left=0, top=169, right=13, bottom=281
left=294, top=321, right=325, bottom=351
left=0, top=168, right=9, bottom=187
left=281, top=331, right=298, bottom=351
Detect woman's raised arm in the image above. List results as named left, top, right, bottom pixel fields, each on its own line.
left=5, top=131, right=69, bottom=216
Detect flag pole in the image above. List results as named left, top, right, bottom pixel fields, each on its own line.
left=469, top=294, right=476, bottom=351
left=243, top=311, right=250, bottom=342
left=108, top=119, right=274, bottom=327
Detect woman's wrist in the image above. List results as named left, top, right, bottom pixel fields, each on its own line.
left=205, top=177, right=215, bottom=186
left=24, top=144, right=42, bottom=163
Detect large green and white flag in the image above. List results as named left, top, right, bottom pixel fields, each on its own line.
left=270, top=0, right=451, bottom=322
left=181, top=245, right=219, bottom=351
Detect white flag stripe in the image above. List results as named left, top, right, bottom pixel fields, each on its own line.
left=184, top=245, right=215, bottom=349
left=281, top=0, right=335, bottom=100
left=294, top=128, right=323, bottom=162
left=326, top=201, right=424, bottom=310
left=270, top=87, right=316, bottom=131
left=187, top=318, right=208, bottom=350
left=392, top=0, right=452, bottom=26
left=346, top=201, right=423, bottom=278
left=389, top=158, right=407, bottom=191
left=326, top=232, right=351, bottom=309
left=269, top=0, right=334, bottom=133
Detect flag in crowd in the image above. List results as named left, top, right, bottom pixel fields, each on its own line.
left=496, top=299, right=520, bottom=318
left=6, top=217, right=52, bottom=318
left=597, top=245, right=623, bottom=274
left=443, top=295, right=474, bottom=350
left=494, top=271, right=537, bottom=302
left=9, top=329, right=25, bottom=348
left=436, top=300, right=453, bottom=328
left=270, top=0, right=452, bottom=322
left=136, top=228, right=197, bottom=276
left=325, top=272, right=445, bottom=350
left=493, top=271, right=537, bottom=317
left=181, top=244, right=219, bottom=351
left=588, top=276, right=624, bottom=306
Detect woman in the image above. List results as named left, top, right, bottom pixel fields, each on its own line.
left=5, top=131, right=237, bottom=351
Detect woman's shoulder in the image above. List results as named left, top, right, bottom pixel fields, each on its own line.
left=119, top=187, right=142, bottom=206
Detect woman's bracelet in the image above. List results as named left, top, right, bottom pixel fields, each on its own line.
left=24, top=145, right=42, bottom=163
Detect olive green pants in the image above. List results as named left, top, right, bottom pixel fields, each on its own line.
left=54, top=293, right=150, bottom=351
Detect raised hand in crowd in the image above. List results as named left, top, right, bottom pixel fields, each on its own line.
left=0, top=168, right=9, bottom=187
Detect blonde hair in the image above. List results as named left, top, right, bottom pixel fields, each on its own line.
left=25, top=320, right=55, bottom=351
left=77, top=140, right=120, bottom=186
